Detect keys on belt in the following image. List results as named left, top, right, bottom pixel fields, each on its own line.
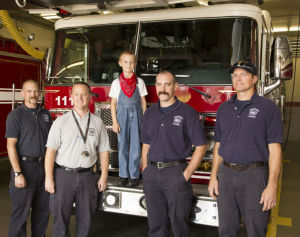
left=223, top=161, right=267, bottom=171
left=21, top=156, right=44, bottom=162
left=149, top=159, right=186, bottom=169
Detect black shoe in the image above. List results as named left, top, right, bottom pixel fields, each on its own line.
left=128, top=178, right=139, bottom=188
left=118, top=177, right=128, bottom=186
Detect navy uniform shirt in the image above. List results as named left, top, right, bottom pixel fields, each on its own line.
left=141, top=99, right=206, bottom=162
left=214, top=93, right=283, bottom=165
left=6, top=104, right=52, bottom=157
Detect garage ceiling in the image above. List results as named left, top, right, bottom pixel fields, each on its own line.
left=1, top=0, right=300, bottom=33
left=261, top=0, right=300, bottom=33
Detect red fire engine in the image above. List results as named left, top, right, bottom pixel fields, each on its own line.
left=0, top=37, right=41, bottom=158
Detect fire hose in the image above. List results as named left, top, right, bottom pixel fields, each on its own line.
left=0, top=10, right=44, bottom=60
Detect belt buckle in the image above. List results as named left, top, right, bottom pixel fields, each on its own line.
left=157, top=162, right=164, bottom=169
left=231, top=163, right=244, bottom=170
left=38, top=157, right=43, bottom=163
left=231, top=163, right=241, bottom=167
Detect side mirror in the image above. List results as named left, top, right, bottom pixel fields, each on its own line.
left=43, top=47, right=52, bottom=81
left=274, top=37, right=293, bottom=80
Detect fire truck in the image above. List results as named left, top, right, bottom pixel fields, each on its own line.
left=43, top=3, right=293, bottom=226
left=0, top=37, right=42, bottom=158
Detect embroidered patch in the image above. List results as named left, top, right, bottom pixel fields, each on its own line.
left=248, top=108, right=259, bottom=118
left=88, top=128, right=96, bottom=136
left=173, top=115, right=183, bottom=126
left=42, top=114, right=50, bottom=123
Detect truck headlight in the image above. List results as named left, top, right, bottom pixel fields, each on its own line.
left=139, top=196, right=147, bottom=210
left=103, top=192, right=120, bottom=208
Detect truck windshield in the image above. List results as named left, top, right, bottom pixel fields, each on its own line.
left=48, top=24, right=137, bottom=85
left=48, top=18, right=256, bottom=85
left=137, top=18, right=257, bottom=85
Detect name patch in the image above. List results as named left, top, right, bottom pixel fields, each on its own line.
left=248, top=108, right=259, bottom=118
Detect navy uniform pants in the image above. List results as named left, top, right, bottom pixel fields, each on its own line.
left=217, top=163, right=270, bottom=237
left=50, top=168, right=98, bottom=237
left=9, top=160, right=49, bottom=237
left=143, top=163, right=193, bottom=237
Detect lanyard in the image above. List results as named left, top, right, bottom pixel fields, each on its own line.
left=72, top=110, right=90, bottom=144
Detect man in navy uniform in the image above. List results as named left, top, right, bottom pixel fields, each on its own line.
left=141, top=70, right=207, bottom=237
left=208, top=61, right=283, bottom=237
left=6, top=79, right=52, bottom=237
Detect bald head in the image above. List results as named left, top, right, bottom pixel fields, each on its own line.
left=21, top=80, right=40, bottom=109
left=22, top=79, right=39, bottom=90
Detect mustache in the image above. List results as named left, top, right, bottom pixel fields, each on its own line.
left=158, top=91, right=169, bottom=96
left=29, top=96, right=38, bottom=100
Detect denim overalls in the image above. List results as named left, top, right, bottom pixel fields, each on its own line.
left=117, top=86, right=143, bottom=179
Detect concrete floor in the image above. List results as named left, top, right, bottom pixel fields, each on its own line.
left=276, top=107, right=300, bottom=237
left=0, top=107, right=299, bottom=237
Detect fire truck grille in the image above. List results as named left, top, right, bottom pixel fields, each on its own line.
left=95, top=103, right=118, bottom=151
left=109, top=151, right=118, bottom=168
left=96, top=105, right=113, bottom=126
left=107, top=129, right=118, bottom=151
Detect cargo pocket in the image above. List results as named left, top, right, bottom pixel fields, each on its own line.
left=178, top=164, right=190, bottom=185
left=9, top=180, right=27, bottom=207
left=91, top=188, right=98, bottom=214
left=49, top=193, right=56, bottom=215
left=142, top=165, right=150, bottom=175
left=91, top=173, right=99, bottom=213
left=175, top=181, right=193, bottom=220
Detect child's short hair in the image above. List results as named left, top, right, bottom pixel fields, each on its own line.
left=119, top=50, right=136, bottom=62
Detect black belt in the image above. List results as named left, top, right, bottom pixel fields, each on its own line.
left=149, top=159, right=186, bottom=169
left=56, top=164, right=93, bottom=174
left=21, top=156, right=44, bottom=162
left=223, top=161, right=267, bottom=171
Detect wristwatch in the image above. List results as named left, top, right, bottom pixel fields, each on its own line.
left=14, top=171, right=23, bottom=177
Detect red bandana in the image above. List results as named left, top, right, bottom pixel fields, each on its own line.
left=119, top=72, right=137, bottom=98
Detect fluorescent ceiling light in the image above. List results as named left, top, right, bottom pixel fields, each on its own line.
left=197, top=0, right=209, bottom=6
left=43, top=15, right=61, bottom=20
left=289, top=26, right=300, bottom=32
left=41, top=13, right=57, bottom=17
left=273, top=26, right=300, bottom=32
left=273, top=27, right=288, bottom=32
left=103, top=10, right=113, bottom=14
left=28, top=9, right=58, bottom=15
left=169, top=0, right=194, bottom=4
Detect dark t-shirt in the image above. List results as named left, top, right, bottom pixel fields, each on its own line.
left=160, top=102, right=177, bottom=114
left=6, top=104, right=52, bottom=157
left=234, top=99, right=250, bottom=110
left=141, top=99, right=206, bottom=162
left=214, top=93, right=283, bottom=165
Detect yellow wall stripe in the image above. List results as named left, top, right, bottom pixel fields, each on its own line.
left=277, top=217, right=292, bottom=227
left=266, top=163, right=283, bottom=237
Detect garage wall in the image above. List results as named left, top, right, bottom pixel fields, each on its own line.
left=0, top=18, right=54, bottom=53
left=285, top=57, right=300, bottom=105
